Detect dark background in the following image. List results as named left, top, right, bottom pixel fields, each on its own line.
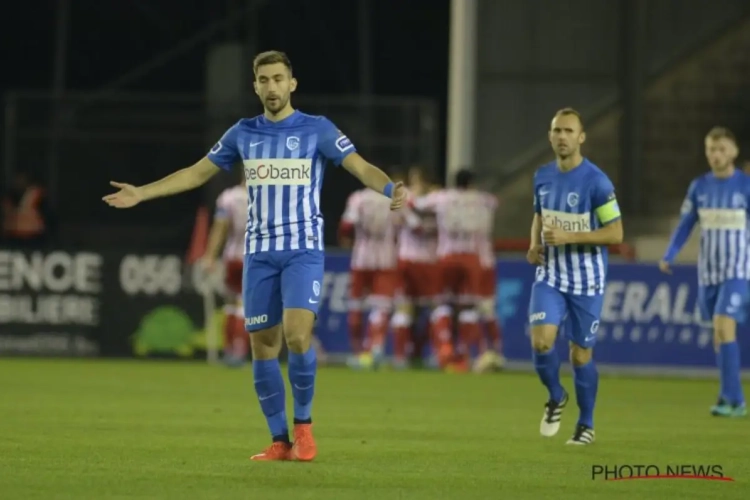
left=1, top=0, right=450, bottom=251
left=3, top=0, right=750, bottom=250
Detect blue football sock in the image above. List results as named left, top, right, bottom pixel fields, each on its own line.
left=533, top=348, right=565, bottom=403
left=573, top=361, right=598, bottom=429
left=288, top=348, right=317, bottom=423
left=716, top=347, right=729, bottom=402
left=719, top=341, right=744, bottom=406
left=252, top=359, right=288, bottom=442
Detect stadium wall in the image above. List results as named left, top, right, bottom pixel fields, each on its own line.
left=0, top=248, right=747, bottom=378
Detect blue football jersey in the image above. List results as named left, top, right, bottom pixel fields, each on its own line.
left=664, top=169, right=750, bottom=285
left=207, top=111, right=356, bottom=253
left=533, top=158, right=621, bottom=296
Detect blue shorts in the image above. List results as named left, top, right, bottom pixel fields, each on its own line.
left=528, top=281, right=604, bottom=348
left=242, top=250, right=325, bottom=332
left=698, top=279, right=749, bottom=323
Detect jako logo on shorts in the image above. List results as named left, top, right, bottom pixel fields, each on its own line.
left=246, top=314, right=269, bottom=326
left=529, top=312, right=547, bottom=322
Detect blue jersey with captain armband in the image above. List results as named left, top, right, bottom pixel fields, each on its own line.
left=533, top=159, right=621, bottom=296
left=207, top=110, right=356, bottom=254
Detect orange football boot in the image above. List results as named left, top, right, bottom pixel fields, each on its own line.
left=250, top=441, right=292, bottom=461
left=291, top=424, right=317, bottom=461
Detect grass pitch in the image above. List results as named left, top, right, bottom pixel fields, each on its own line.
left=1, top=359, right=749, bottom=499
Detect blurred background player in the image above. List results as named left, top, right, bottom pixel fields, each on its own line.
left=472, top=195, right=505, bottom=373
left=660, top=126, right=747, bottom=418
left=202, top=176, right=249, bottom=367
left=338, top=168, right=403, bottom=369
left=413, top=169, right=497, bottom=371
left=103, top=50, right=407, bottom=462
left=527, top=108, right=623, bottom=445
left=391, top=166, right=441, bottom=369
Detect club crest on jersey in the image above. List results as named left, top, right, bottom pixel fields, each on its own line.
left=567, top=192, right=579, bottom=208
left=732, top=193, right=746, bottom=208
left=312, top=280, right=321, bottom=296
left=286, top=136, right=300, bottom=151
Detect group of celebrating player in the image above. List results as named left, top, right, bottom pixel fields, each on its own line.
left=102, top=48, right=746, bottom=459
left=339, top=165, right=504, bottom=373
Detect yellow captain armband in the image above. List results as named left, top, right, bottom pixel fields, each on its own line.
left=595, top=199, right=621, bottom=224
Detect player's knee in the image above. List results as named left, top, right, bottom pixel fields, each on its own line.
left=478, top=299, right=495, bottom=319
left=249, top=324, right=283, bottom=360
left=530, top=325, right=557, bottom=353
left=283, top=308, right=316, bottom=354
left=569, top=344, right=592, bottom=366
left=396, top=301, right=415, bottom=318
left=391, top=310, right=412, bottom=329
left=458, top=308, right=479, bottom=324
left=713, top=315, right=736, bottom=343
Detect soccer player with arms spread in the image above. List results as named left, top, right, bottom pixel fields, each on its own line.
left=103, top=50, right=406, bottom=461
left=202, top=175, right=249, bottom=367
left=527, top=108, right=623, bottom=445
left=660, top=127, right=747, bottom=417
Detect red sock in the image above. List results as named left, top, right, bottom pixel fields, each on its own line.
left=347, top=310, right=364, bottom=354
left=367, top=309, right=389, bottom=352
left=222, top=309, right=234, bottom=356
left=457, top=309, right=481, bottom=361
left=393, top=326, right=410, bottom=359
left=458, top=320, right=480, bottom=355
left=232, top=315, right=248, bottom=358
left=484, top=317, right=502, bottom=353
left=430, top=306, right=453, bottom=366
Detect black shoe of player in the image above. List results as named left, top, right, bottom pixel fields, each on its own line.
left=566, top=424, right=595, bottom=445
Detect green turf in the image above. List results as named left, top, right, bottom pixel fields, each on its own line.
left=1, top=359, right=749, bottom=499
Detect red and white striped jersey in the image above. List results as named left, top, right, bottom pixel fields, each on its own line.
left=414, top=189, right=498, bottom=257
left=397, top=198, right=438, bottom=263
left=341, top=189, right=399, bottom=270
left=478, top=194, right=497, bottom=268
left=215, top=185, right=248, bottom=261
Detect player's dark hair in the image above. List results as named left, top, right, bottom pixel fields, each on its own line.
left=455, top=169, right=474, bottom=189
left=706, top=126, right=737, bottom=145
left=253, top=50, right=293, bottom=76
left=554, top=107, right=584, bottom=131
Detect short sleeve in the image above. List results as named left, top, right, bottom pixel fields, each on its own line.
left=341, top=192, right=360, bottom=224
left=214, top=190, right=231, bottom=220
left=317, top=118, right=356, bottom=166
left=592, top=174, right=621, bottom=225
left=207, top=123, right=241, bottom=171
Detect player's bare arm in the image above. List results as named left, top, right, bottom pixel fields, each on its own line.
left=103, top=157, right=221, bottom=208
left=341, top=153, right=406, bottom=210
left=203, top=217, right=230, bottom=272
left=527, top=213, right=545, bottom=265
left=543, top=218, right=623, bottom=246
